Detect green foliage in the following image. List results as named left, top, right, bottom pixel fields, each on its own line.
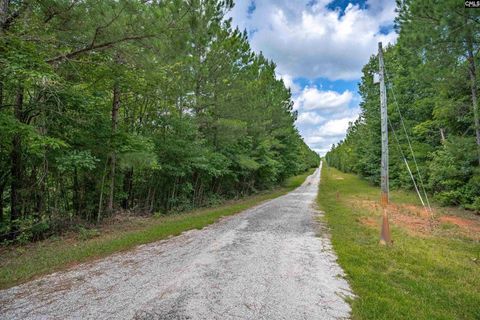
left=0, top=0, right=319, bottom=243
left=326, top=2, right=480, bottom=211
left=56, top=151, right=99, bottom=173
left=0, top=169, right=312, bottom=289
left=77, top=227, right=100, bottom=241
left=9, top=217, right=51, bottom=245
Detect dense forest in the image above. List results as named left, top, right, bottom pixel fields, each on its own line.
left=326, top=0, right=480, bottom=211
left=0, top=0, right=319, bottom=242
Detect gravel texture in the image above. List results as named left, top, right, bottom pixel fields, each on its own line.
left=0, top=163, right=352, bottom=320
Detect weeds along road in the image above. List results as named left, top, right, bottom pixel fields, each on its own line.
left=0, top=163, right=352, bottom=320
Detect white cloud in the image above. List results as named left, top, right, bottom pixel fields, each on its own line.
left=295, top=86, right=353, bottom=110
left=302, top=114, right=360, bottom=155
left=316, top=117, right=356, bottom=137
left=296, top=111, right=325, bottom=125
left=312, top=147, right=331, bottom=155
left=228, top=0, right=396, bottom=155
left=229, top=0, right=397, bottom=80
left=276, top=73, right=301, bottom=94
left=292, top=86, right=360, bottom=155
left=305, top=135, right=325, bottom=144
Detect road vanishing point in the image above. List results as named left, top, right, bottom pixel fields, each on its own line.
left=0, top=164, right=352, bottom=320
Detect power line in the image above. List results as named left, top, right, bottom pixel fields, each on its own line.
left=388, top=118, right=427, bottom=211
left=384, top=68, right=433, bottom=215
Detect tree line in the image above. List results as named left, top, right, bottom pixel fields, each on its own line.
left=0, top=0, right=319, bottom=242
left=326, top=0, right=479, bottom=212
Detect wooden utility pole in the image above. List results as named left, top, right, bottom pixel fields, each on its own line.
left=107, top=80, right=121, bottom=213
left=378, top=42, right=392, bottom=245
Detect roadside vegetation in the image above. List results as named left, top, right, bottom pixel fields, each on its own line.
left=0, top=167, right=315, bottom=289
left=0, top=1, right=319, bottom=244
left=326, top=1, right=480, bottom=212
left=318, top=165, right=480, bottom=320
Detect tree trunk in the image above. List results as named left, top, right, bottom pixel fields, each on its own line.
left=122, top=168, right=133, bottom=210
left=30, top=166, right=40, bottom=219
left=73, top=166, right=80, bottom=215
left=43, top=158, right=50, bottom=215
left=0, top=80, right=3, bottom=109
left=97, top=157, right=109, bottom=223
left=10, top=87, right=23, bottom=238
left=466, top=27, right=480, bottom=165
left=108, top=82, right=121, bottom=212
left=0, top=78, right=4, bottom=224
left=439, top=128, right=446, bottom=143
left=169, top=177, right=177, bottom=211
left=145, top=186, right=152, bottom=212
left=35, top=174, right=45, bottom=216
left=0, top=79, right=6, bottom=224
left=0, top=0, right=8, bottom=29
left=0, top=182, right=5, bottom=224
left=149, top=189, right=155, bottom=214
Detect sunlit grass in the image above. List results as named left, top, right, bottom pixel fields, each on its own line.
left=318, top=165, right=480, bottom=320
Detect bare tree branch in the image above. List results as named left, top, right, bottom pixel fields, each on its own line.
left=43, top=0, right=80, bottom=24
left=46, top=34, right=157, bottom=64
left=89, top=5, right=126, bottom=49
left=45, top=4, right=193, bottom=65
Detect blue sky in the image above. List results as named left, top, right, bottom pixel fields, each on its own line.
left=229, top=0, right=397, bottom=155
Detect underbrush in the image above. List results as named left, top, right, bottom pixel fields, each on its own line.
left=0, top=167, right=316, bottom=289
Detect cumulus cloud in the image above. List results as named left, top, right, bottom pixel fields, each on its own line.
left=305, top=135, right=325, bottom=144
left=228, top=0, right=396, bottom=155
left=301, top=115, right=358, bottom=155
left=294, top=86, right=353, bottom=110
left=315, top=117, right=357, bottom=137
left=296, top=112, right=325, bottom=125
left=295, top=99, right=361, bottom=154
left=229, top=0, right=397, bottom=80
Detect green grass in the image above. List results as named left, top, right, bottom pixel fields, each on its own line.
left=318, top=165, right=480, bottom=320
left=283, top=168, right=315, bottom=189
left=0, top=167, right=316, bottom=290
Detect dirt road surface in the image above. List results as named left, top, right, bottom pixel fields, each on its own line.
left=0, top=164, right=352, bottom=319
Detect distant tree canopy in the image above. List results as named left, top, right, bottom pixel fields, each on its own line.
left=326, top=0, right=480, bottom=211
left=0, top=0, right=319, bottom=241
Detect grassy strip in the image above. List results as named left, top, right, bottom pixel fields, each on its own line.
left=0, top=168, right=316, bottom=290
left=318, top=165, right=480, bottom=320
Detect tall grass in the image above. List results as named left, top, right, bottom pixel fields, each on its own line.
left=318, top=165, right=480, bottom=320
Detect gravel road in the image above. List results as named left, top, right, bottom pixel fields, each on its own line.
left=0, top=163, right=352, bottom=320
